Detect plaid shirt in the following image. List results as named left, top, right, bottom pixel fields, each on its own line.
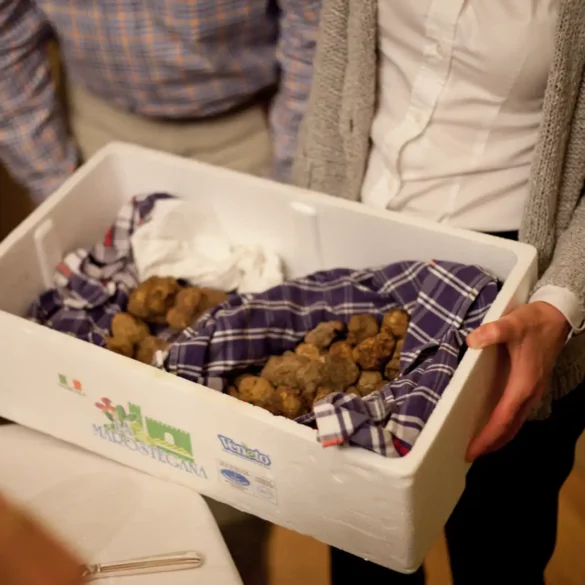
left=29, top=193, right=500, bottom=458
left=0, top=1, right=319, bottom=203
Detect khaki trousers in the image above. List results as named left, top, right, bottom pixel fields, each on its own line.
left=68, top=84, right=272, bottom=585
left=69, top=84, right=272, bottom=177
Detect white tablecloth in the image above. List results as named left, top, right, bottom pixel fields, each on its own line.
left=0, top=425, right=242, bottom=585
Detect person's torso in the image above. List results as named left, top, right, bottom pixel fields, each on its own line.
left=36, top=0, right=279, bottom=117
left=361, top=0, right=559, bottom=232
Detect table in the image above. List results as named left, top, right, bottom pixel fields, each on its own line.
left=0, top=425, right=243, bottom=584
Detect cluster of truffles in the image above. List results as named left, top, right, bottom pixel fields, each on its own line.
left=105, top=276, right=227, bottom=363
left=229, top=309, right=410, bottom=419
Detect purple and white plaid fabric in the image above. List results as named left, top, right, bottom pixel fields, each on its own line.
left=29, top=194, right=500, bottom=457
left=29, top=194, right=172, bottom=344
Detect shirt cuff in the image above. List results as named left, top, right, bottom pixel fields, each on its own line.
left=529, top=285, right=585, bottom=341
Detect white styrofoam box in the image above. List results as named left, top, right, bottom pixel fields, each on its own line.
left=0, top=143, right=537, bottom=572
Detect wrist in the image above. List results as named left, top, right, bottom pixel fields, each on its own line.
left=530, top=300, right=571, bottom=338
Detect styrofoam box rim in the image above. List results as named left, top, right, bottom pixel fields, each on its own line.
left=0, top=142, right=537, bottom=479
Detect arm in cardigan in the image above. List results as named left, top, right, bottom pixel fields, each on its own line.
left=533, top=194, right=585, bottom=323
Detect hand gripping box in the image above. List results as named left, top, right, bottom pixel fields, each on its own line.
left=0, top=143, right=537, bottom=572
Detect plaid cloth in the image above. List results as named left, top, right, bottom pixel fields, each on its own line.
left=28, top=194, right=169, bottom=344
left=0, top=1, right=319, bottom=202
left=29, top=194, right=500, bottom=458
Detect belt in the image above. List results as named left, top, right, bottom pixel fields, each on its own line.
left=148, top=86, right=277, bottom=124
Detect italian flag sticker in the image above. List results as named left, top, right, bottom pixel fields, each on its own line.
left=59, top=374, right=82, bottom=392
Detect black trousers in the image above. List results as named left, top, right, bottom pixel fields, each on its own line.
left=331, top=230, right=585, bottom=585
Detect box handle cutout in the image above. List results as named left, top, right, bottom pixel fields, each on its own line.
left=289, top=202, right=324, bottom=275
left=34, top=219, right=63, bottom=289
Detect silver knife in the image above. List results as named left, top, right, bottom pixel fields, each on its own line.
left=82, top=550, right=204, bottom=580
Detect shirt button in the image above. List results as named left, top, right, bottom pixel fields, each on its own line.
left=408, top=110, right=425, bottom=128
left=423, top=42, right=444, bottom=60
left=388, top=174, right=399, bottom=194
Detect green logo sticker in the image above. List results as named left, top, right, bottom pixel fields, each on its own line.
left=93, top=398, right=206, bottom=479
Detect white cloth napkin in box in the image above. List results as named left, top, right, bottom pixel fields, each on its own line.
left=130, top=198, right=283, bottom=293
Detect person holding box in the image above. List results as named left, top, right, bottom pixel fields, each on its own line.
left=292, top=1, right=585, bottom=583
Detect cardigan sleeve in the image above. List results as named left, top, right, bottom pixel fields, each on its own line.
left=532, top=191, right=585, bottom=316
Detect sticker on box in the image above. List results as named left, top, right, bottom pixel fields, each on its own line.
left=58, top=373, right=86, bottom=396
left=218, top=460, right=277, bottom=504
left=218, top=434, right=272, bottom=467
left=92, top=397, right=207, bottom=479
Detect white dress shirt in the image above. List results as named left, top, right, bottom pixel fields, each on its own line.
left=362, top=0, right=584, bottom=331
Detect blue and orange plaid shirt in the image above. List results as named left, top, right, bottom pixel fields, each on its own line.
left=0, top=1, right=320, bottom=202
